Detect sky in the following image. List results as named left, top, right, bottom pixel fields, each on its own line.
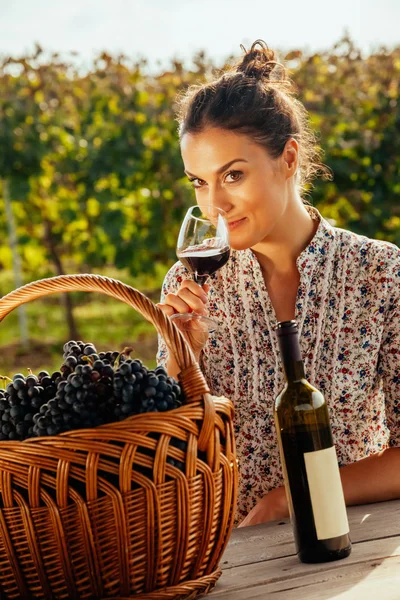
left=0, top=0, right=399, bottom=71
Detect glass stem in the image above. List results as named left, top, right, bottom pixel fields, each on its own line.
left=194, top=274, right=209, bottom=287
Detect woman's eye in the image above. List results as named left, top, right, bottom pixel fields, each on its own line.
left=189, top=178, right=205, bottom=189
left=188, top=171, right=241, bottom=188
left=225, top=170, right=242, bottom=183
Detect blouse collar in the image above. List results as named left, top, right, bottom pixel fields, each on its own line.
left=295, top=206, right=336, bottom=276
left=235, top=205, right=337, bottom=278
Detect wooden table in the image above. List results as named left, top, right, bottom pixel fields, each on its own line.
left=214, top=499, right=400, bottom=599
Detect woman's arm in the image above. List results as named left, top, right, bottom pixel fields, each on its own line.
left=339, top=447, right=400, bottom=505
left=164, top=349, right=203, bottom=380
left=156, top=261, right=207, bottom=377
left=239, top=447, right=400, bottom=527
left=157, top=284, right=208, bottom=380
left=165, top=353, right=181, bottom=381
left=156, top=277, right=209, bottom=379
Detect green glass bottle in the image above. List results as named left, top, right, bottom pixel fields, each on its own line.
left=274, top=320, right=351, bottom=563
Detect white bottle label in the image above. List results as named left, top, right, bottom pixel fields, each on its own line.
left=303, top=445, right=349, bottom=540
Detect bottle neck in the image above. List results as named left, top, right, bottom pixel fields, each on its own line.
left=277, top=329, right=306, bottom=383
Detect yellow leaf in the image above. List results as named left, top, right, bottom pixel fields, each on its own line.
left=0, top=246, right=13, bottom=269
left=34, top=90, right=45, bottom=103
left=87, top=197, right=100, bottom=217
left=134, top=112, right=147, bottom=125
left=285, top=50, right=303, bottom=61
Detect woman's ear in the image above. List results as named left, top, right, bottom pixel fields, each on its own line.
left=283, top=138, right=299, bottom=179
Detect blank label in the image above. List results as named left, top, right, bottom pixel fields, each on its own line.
left=304, top=445, right=350, bottom=540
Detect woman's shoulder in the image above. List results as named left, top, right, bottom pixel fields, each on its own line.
left=334, top=225, right=400, bottom=270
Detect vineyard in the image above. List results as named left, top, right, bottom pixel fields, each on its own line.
left=0, top=36, right=399, bottom=375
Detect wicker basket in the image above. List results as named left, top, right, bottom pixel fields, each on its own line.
left=0, top=274, right=238, bottom=600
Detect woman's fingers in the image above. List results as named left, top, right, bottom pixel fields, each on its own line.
left=178, top=287, right=208, bottom=314
left=156, top=303, right=176, bottom=317
left=164, top=292, right=192, bottom=314
left=180, top=279, right=208, bottom=302
left=158, top=281, right=209, bottom=316
left=157, top=280, right=211, bottom=357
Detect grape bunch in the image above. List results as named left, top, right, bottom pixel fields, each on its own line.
left=61, top=340, right=127, bottom=377
left=113, top=361, right=183, bottom=419
left=0, top=340, right=187, bottom=442
left=32, top=360, right=116, bottom=437
left=0, top=371, right=60, bottom=440
left=63, top=340, right=99, bottom=364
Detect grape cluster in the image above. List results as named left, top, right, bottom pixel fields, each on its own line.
left=0, top=340, right=186, bottom=442
left=32, top=360, right=115, bottom=437
left=0, top=371, right=60, bottom=440
left=113, top=362, right=183, bottom=419
left=63, top=340, right=99, bottom=363
left=61, top=340, right=129, bottom=376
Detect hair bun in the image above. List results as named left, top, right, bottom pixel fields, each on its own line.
left=237, top=40, right=280, bottom=80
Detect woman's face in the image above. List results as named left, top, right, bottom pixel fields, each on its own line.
left=180, top=127, right=296, bottom=251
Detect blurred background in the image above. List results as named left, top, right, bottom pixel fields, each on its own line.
left=0, top=0, right=399, bottom=377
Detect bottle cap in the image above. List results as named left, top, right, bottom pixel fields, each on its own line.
left=274, top=321, right=299, bottom=338
left=274, top=320, right=298, bottom=331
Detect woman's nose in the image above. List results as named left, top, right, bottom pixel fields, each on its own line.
left=207, top=186, right=233, bottom=213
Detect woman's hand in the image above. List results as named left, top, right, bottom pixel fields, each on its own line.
left=238, top=486, right=289, bottom=528
left=157, top=280, right=210, bottom=359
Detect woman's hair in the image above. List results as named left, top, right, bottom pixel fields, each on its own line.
left=176, top=40, right=330, bottom=188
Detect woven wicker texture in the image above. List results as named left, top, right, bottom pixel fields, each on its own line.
left=0, top=274, right=238, bottom=599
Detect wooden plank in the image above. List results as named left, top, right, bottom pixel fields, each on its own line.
left=214, top=536, right=400, bottom=599
left=221, top=500, right=400, bottom=570
left=221, top=521, right=294, bottom=568
left=214, top=554, right=400, bottom=599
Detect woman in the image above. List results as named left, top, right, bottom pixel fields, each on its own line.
left=156, top=40, right=400, bottom=526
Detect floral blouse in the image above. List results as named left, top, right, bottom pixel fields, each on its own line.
left=157, top=207, right=400, bottom=522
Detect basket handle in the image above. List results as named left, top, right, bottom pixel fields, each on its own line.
left=0, top=274, right=210, bottom=401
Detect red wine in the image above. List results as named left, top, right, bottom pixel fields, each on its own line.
left=275, top=320, right=351, bottom=564
left=178, top=244, right=230, bottom=285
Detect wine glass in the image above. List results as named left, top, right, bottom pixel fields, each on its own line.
left=170, top=205, right=230, bottom=332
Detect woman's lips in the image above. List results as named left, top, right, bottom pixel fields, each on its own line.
left=228, top=217, right=246, bottom=231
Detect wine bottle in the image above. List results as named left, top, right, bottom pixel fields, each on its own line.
left=274, top=320, right=351, bottom=563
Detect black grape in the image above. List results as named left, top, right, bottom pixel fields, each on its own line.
left=33, top=360, right=115, bottom=437
left=0, top=372, right=53, bottom=440
left=112, top=362, right=183, bottom=420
